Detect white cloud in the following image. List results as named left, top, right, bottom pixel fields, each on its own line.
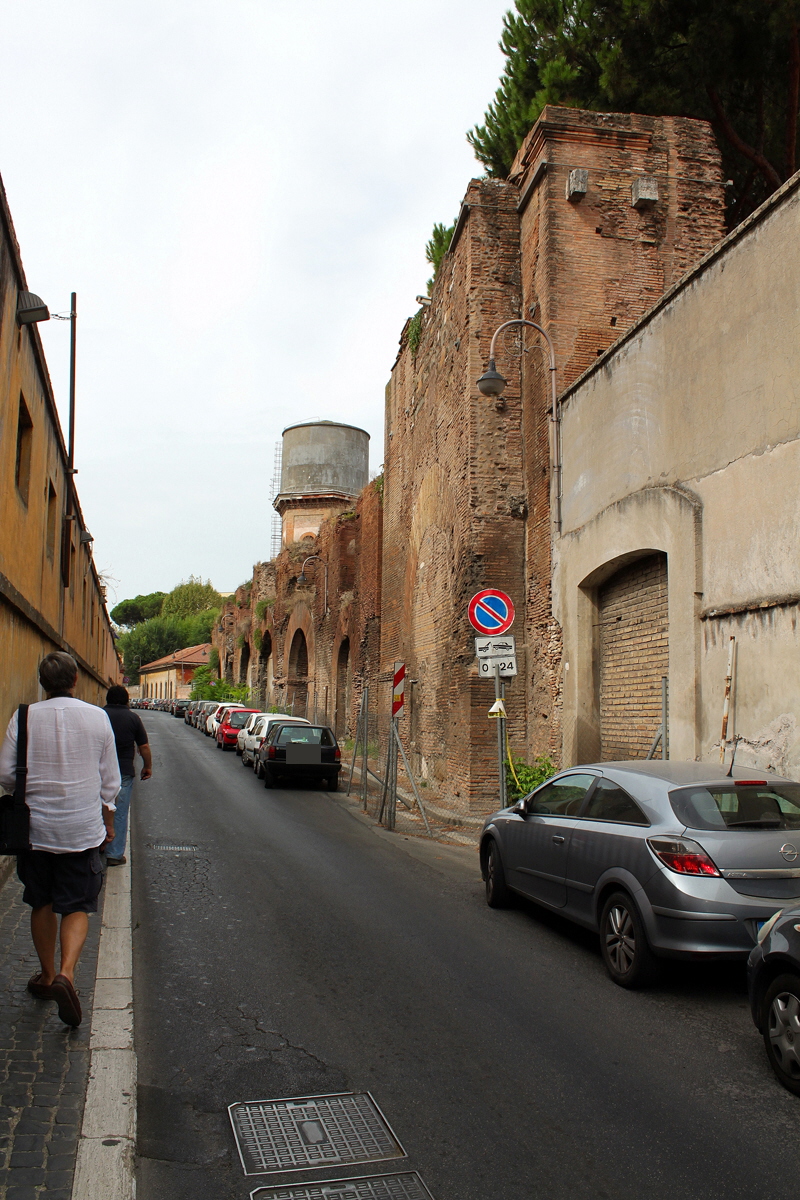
left=0, top=0, right=509, bottom=601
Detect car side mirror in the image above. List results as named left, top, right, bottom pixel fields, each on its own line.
left=512, top=797, right=527, bottom=817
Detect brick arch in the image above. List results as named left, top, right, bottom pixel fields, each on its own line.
left=283, top=602, right=315, bottom=715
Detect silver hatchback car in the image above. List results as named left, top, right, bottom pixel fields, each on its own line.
left=480, top=761, right=800, bottom=987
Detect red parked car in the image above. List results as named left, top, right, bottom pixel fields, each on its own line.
left=216, top=708, right=260, bottom=750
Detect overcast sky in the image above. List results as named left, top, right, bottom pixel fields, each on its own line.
left=0, top=1, right=510, bottom=604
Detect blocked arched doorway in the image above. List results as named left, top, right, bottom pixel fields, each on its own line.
left=334, top=638, right=351, bottom=736
left=255, top=631, right=272, bottom=709
left=288, top=628, right=309, bottom=716
left=598, top=552, right=668, bottom=759
left=238, top=640, right=251, bottom=686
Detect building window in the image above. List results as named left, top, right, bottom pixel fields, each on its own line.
left=46, top=481, right=58, bottom=558
left=15, top=394, right=33, bottom=504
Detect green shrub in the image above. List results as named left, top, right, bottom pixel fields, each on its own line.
left=253, top=629, right=263, bottom=652
left=407, top=310, right=423, bottom=356
left=506, top=754, right=556, bottom=801
left=255, top=598, right=274, bottom=621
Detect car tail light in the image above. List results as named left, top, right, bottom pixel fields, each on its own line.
left=257, top=737, right=265, bottom=748
left=268, top=746, right=276, bottom=759
left=647, top=836, right=720, bottom=877
left=737, top=780, right=767, bottom=786
left=335, top=748, right=341, bottom=760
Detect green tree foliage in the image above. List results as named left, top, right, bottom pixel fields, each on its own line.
left=161, top=576, right=223, bottom=618
left=110, top=592, right=167, bottom=628
left=425, top=220, right=456, bottom=291
left=469, top=0, right=800, bottom=224
left=188, top=665, right=250, bottom=703
left=117, top=610, right=218, bottom=680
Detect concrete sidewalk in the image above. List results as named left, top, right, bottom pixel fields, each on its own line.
left=0, top=853, right=135, bottom=1200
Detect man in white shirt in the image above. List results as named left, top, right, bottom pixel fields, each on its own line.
left=0, top=652, right=120, bottom=1027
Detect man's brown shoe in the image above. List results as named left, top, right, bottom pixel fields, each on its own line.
left=106, top=856, right=126, bottom=866
left=51, top=974, right=82, bottom=1027
left=27, top=973, right=55, bottom=1000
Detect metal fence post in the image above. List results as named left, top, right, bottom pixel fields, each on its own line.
left=360, top=686, right=369, bottom=810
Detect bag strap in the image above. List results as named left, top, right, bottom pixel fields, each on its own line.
left=13, top=704, right=29, bottom=806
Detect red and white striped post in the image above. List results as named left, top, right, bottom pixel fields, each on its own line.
left=392, top=662, right=406, bottom=718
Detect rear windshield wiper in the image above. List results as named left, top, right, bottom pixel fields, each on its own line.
left=725, top=819, right=783, bottom=828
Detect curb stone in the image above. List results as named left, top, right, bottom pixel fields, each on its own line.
left=70, top=843, right=136, bottom=1200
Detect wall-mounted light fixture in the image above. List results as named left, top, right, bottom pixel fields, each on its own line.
left=16, top=291, right=50, bottom=325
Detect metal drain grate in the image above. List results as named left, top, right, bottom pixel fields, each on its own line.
left=249, top=1172, right=435, bottom=1200
left=229, top=1092, right=405, bottom=1176
left=151, top=843, right=198, bottom=852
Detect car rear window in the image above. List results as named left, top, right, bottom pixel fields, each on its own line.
left=670, top=783, right=800, bottom=831
left=227, top=711, right=251, bottom=729
left=275, top=726, right=334, bottom=747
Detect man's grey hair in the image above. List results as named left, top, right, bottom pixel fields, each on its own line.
left=39, top=652, right=79, bottom=693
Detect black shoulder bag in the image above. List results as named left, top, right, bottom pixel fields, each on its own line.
left=0, top=705, right=32, bottom=855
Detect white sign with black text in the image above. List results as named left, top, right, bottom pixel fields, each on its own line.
left=475, top=635, right=517, bottom=678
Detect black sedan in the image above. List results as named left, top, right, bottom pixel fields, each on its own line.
left=257, top=722, right=341, bottom=791
left=748, top=905, right=800, bottom=1095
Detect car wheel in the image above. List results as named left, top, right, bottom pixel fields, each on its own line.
left=254, top=759, right=263, bottom=779
left=235, top=747, right=242, bottom=756
left=485, top=840, right=512, bottom=908
left=762, top=974, right=800, bottom=1096
left=263, top=767, right=275, bottom=789
left=326, top=776, right=339, bottom=792
left=599, top=891, right=658, bottom=988
left=241, top=751, right=250, bottom=767
left=216, top=739, right=222, bottom=749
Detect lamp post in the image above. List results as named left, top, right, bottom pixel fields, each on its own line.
left=297, top=555, right=328, bottom=615
left=476, top=315, right=561, bottom=532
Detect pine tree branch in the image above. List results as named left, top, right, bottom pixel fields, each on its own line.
left=706, top=85, right=783, bottom=190
left=786, top=22, right=800, bottom=177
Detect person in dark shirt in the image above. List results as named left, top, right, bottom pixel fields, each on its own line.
left=103, top=686, right=152, bottom=865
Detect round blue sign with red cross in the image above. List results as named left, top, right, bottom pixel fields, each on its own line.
left=468, top=589, right=515, bottom=635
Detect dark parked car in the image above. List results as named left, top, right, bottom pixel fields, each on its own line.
left=257, top=723, right=341, bottom=791
left=748, top=905, right=800, bottom=1095
left=480, top=762, right=800, bottom=988
left=173, top=700, right=190, bottom=718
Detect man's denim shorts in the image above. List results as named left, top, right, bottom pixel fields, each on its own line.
left=16, top=846, right=105, bottom=914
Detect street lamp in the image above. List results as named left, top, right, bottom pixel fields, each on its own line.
left=476, top=314, right=561, bottom=532
left=297, top=555, right=328, bottom=615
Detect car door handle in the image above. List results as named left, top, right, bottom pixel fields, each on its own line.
left=552, top=835, right=565, bottom=845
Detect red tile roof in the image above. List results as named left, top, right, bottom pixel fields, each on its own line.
left=138, top=643, right=212, bottom=673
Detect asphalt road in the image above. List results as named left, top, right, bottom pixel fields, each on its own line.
left=132, top=714, right=800, bottom=1200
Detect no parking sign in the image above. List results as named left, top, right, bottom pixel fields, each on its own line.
left=468, top=589, right=515, bottom=636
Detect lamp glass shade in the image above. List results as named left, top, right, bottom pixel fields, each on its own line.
left=297, top=573, right=307, bottom=585
left=16, top=292, right=50, bottom=325
left=476, top=359, right=507, bottom=397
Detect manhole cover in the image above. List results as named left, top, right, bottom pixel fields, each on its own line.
left=249, top=1172, right=435, bottom=1200
left=229, top=1092, right=405, bottom=1176
left=151, top=843, right=198, bottom=852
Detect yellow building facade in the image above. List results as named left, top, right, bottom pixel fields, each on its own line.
left=138, top=644, right=212, bottom=700
left=0, top=174, right=120, bottom=728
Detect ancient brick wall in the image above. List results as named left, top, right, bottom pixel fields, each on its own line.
left=382, top=106, right=724, bottom=817
left=381, top=178, right=526, bottom=819
left=512, top=107, right=724, bottom=766
left=214, top=482, right=383, bottom=740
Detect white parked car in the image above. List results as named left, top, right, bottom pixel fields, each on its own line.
left=206, top=702, right=246, bottom=738
left=236, top=712, right=268, bottom=757
left=241, top=714, right=312, bottom=770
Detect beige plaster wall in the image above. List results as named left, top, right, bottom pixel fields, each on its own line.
left=555, top=174, right=800, bottom=775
